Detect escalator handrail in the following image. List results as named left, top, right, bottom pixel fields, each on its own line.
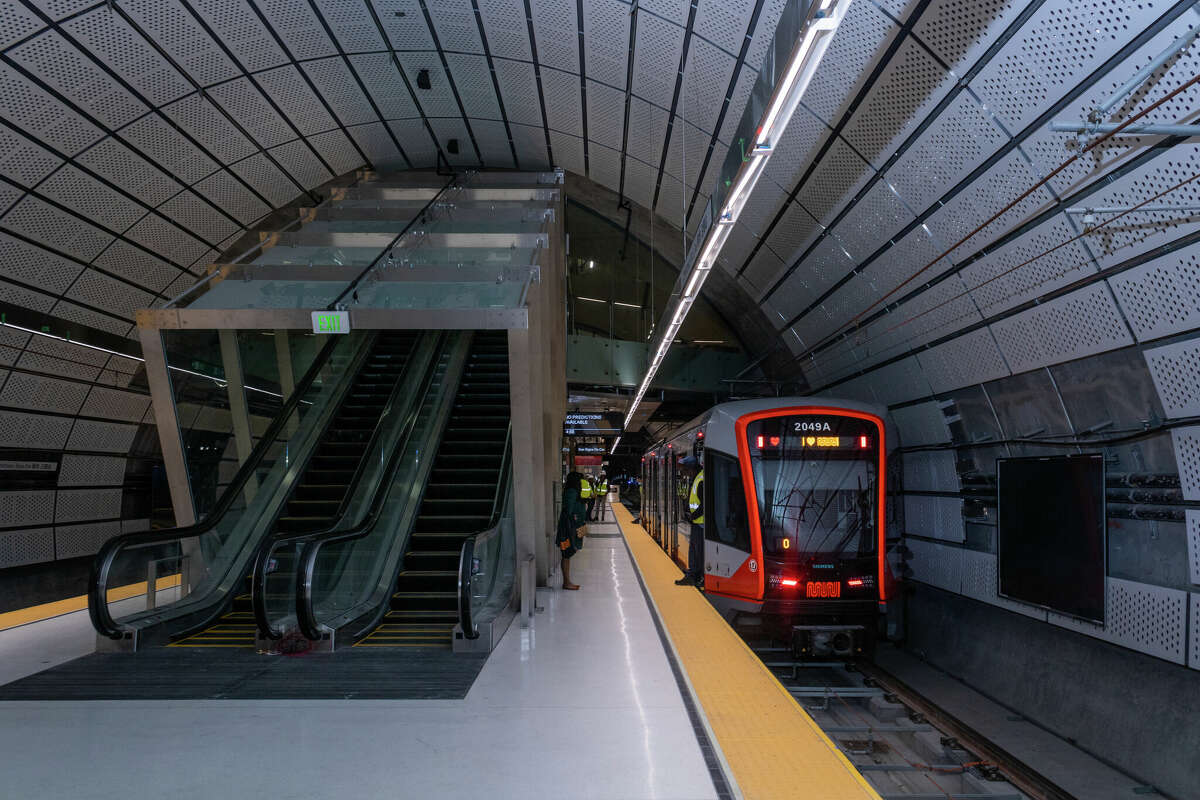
left=291, top=333, right=453, bottom=640
left=251, top=332, right=445, bottom=639
left=88, top=333, right=348, bottom=639
left=458, top=423, right=514, bottom=640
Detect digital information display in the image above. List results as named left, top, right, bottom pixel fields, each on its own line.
left=311, top=310, right=350, bottom=334
left=564, top=412, right=623, bottom=436
left=997, top=454, right=1105, bottom=622
left=754, top=434, right=870, bottom=449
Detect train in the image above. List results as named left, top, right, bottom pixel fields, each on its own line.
left=639, top=398, right=896, bottom=659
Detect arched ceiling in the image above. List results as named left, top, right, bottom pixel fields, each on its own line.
left=1, top=0, right=1200, bottom=559
left=0, top=0, right=790, bottom=349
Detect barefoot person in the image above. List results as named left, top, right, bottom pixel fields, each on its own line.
left=557, top=472, right=588, bottom=590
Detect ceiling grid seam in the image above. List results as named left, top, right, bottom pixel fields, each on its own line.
left=237, top=0, right=363, bottom=180
left=682, top=0, right=766, bottom=224
left=735, top=0, right=938, bottom=281
left=112, top=0, right=326, bottom=203
left=574, top=0, right=589, bottom=176
left=7, top=1, right=279, bottom=226
left=616, top=1, right=638, bottom=201
left=805, top=136, right=1191, bottom=372
left=416, top=0, right=485, bottom=166
left=521, top=0, right=555, bottom=165
left=177, top=0, right=376, bottom=175
left=470, top=0, right=521, bottom=168
left=649, top=0, right=698, bottom=212
left=772, top=0, right=1195, bottom=331
left=810, top=223, right=1200, bottom=406
left=358, top=0, right=449, bottom=167
left=0, top=241, right=145, bottom=331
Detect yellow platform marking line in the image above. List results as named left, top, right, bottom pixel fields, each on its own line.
left=0, top=574, right=182, bottom=633
left=612, top=503, right=881, bottom=800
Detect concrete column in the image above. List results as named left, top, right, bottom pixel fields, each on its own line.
left=274, top=329, right=298, bottom=437
left=509, top=323, right=547, bottom=592
left=218, top=329, right=257, bottom=504
left=138, top=323, right=196, bottom=527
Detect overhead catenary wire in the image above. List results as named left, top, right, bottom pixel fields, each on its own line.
left=790, top=68, right=1200, bottom=365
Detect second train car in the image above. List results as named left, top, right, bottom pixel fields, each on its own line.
left=640, top=398, right=896, bottom=658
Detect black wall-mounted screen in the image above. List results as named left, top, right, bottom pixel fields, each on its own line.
left=997, top=454, right=1105, bottom=623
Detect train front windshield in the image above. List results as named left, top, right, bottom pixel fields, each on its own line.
left=746, top=415, right=880, bottom=559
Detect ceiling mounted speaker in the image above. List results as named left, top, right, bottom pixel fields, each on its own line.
left=416, top=69, right=431, bottom=90
left=447, top=139, right=460, bottom=155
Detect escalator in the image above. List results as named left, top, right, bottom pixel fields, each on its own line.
left=356, top=331, right=510, bottom=647
left=91, top=330, right=426, bottom=649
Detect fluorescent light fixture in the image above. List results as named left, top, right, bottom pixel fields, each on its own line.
left=621, top=0, right=849, bottom=432
left=610, top=436, right=621, bottom=455
left=613, top=301, right=642, bottom=309
left=577, top=296, right=607, bottom=304
left=694, top=339, right=725, bottom=344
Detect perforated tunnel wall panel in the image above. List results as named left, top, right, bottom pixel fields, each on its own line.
left=960, top=548, right=1048, bottom=621
left=1048, top=578, right=1188, bottom=666
left=1187, top=510, right=1200, bottom=587
left=891, top=402, right=951, bottom=446
left=989, top=283, right=1133, bottom=375
left=1109, top=243, right=1200, bottom=343
left=54, top=520, right=121, bottom=560
left=1144, top=337, right=1200, bottom=419
left=904, top=537, right=962, bottom=594
left=903, top=495, right=965, bottom=543
left=903, top=451, right=960, bottom=493
left=0, top=527, right=55, bottom=569
left=1191, top=593, right=1200, bottom=670
left=1171, top=426, right=1200, bottom=502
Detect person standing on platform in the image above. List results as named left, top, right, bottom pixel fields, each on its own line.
left=556, top=472, right=587, bottom=590
left=675, top=466, right=705, bottom=588
left=581, top=474, right=595, bottom=522
left=595, top=474, right=609, bottom=522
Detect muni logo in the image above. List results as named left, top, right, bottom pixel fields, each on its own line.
left=792, top=420, right=833, bottom=432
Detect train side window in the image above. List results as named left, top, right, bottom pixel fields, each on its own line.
left=706, top=452, right=750, bottom=552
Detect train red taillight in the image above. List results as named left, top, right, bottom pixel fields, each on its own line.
left=847, top=579, right=863, bottom=587
left=859, top=435, right=868, bottom=448
left=780, top=578, right=799, bottom=588
left=756, top=435, right=765, bottom=448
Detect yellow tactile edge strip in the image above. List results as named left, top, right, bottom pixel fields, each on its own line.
left=0, top=574, right=181, bottom=633
left=613, top=503, right=881, bottom=800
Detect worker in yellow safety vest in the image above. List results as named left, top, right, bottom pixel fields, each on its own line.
left=675, top=469, right=704, bottom=588
left=593, top=475, right=610, bottom=521
left=580, top=475, right=596, bottom=523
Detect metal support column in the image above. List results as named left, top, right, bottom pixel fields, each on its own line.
left=218, top=329, right=257, bottom=504
left=138, top=323, right=196, bottom=527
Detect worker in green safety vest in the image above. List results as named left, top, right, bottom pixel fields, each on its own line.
left=593, top=474, right=609, bottom=521
left=580, top=475, right=595, bottom=523
left=675, top=469, right=704, bottom=588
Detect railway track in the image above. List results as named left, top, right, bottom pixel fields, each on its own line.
left=739, top=631, right=1077, bottom=800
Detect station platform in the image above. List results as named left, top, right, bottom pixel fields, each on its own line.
left=0, top=503, right=882, bottom=799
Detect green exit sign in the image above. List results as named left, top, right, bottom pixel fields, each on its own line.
left=311, top=311, right=350, bottom=334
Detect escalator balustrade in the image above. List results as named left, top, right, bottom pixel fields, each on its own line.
left=171, top=332, right=420, bottom=648
left=357, top=332, right=510, bottom=648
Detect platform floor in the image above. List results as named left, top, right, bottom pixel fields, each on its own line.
left=0, top=519, right=717, bottom=799
left=613, top=504, right=880, bottom=800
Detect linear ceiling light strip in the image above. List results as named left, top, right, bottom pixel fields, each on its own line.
left=621, top=0, right=851, bottom=431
